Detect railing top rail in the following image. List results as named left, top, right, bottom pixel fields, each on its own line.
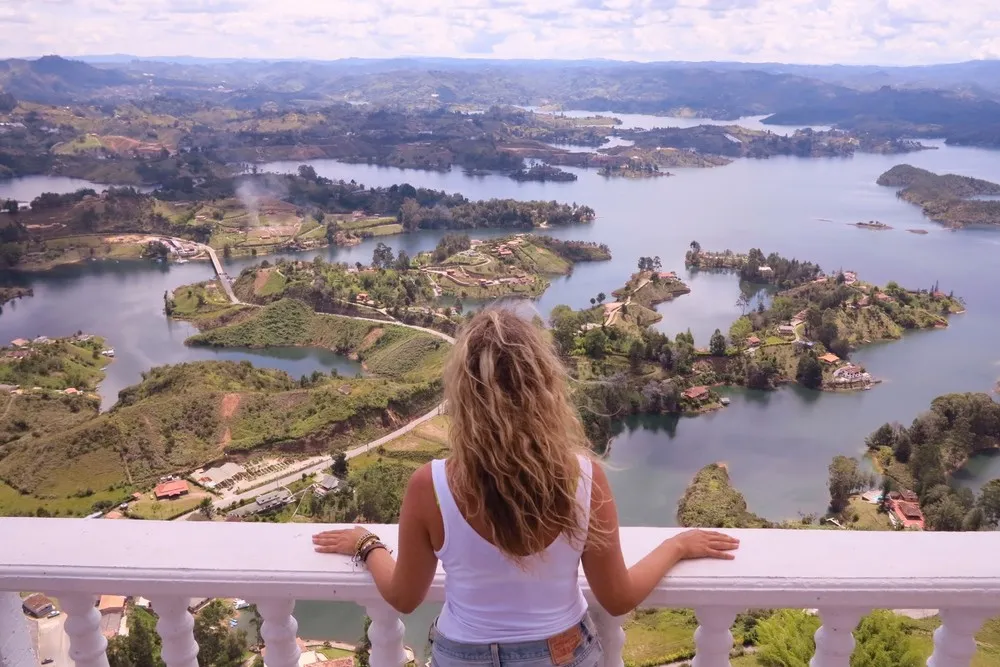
left=2, top=519, right=998, bottom=608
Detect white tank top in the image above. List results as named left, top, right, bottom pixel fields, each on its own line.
left=431, top=455, right=592, bottom=643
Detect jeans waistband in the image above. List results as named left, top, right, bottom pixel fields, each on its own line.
left=430, top=614, right=598, bottom=662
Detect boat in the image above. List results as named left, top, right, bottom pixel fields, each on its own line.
left=720, top=397, right=731, bottom=406
left=175, top=258, right=189, bottom=264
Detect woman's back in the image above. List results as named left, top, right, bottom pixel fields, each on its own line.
left=431, top=455, right=593, bottom=643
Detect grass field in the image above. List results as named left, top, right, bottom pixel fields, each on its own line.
left=339, top=216, right=398, bottom=231
left=129, top=491, right=208, bottom=520
left=350, top=415, right=451, bottom=473
left=621, top=609, right=698, bottom=666
left=0, top=479, right=128, bottom=517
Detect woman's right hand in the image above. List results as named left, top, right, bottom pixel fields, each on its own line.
left=669, top=529, right=740, bottom=560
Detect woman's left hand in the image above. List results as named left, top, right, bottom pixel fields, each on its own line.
left=312, top=526, right=370, bottom=555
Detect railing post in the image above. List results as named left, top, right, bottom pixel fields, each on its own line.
left=0, top=592, right=37, bottom=667
left=692, top=606, right=738, bottom=667
left=364, top=600, right=406, bottom=667
left=58, top=593, right=110, bottom=667
left=589, top=605, right=626, bottom=667
left=927, top=609, right=991, bottom=667
left=256, top=598, right=300, bottom=667
left=148, top=596, right=199, bottom=667
left=810, top=608, right=865, bottom=667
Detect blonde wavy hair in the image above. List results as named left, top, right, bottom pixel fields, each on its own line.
left=443, top=307, right=599, bottom=560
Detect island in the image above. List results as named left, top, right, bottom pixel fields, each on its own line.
left=685, top=243, right=823, bottom=288
left=508, top=164, right=577, bottom=182
left=597, top=160, right=669, bottom=179
left=853, top=220, right=893, bottom=231
left=877, top=164, right=1000, bottom=228
left=0, top=173, right=596, bottom=269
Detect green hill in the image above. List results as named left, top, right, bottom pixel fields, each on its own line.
left=187, top=298, right=449, bottom=382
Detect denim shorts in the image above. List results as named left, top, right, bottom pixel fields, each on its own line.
left=429, top=615, right=603, bottom=667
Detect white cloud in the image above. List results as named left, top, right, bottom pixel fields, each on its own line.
left=0, top=0, right=999, bottom=64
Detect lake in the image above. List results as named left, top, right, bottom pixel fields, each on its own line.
left=2, top=118, right=999, bottom=520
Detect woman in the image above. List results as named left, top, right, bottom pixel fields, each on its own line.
left=313, top=309, right=738, bottom=667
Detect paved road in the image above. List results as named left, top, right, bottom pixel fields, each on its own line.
left=213, top=404, right=444, bottom=510
left=36, top=615, right=71, bottom=667
left=197, top=243, right=238, bottom=304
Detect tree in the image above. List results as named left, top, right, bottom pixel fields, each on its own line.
left=850, top=611, right=922, bottom=667
left=709, top=329, right=727, bottom=356
left=689, top=240, right=701, bottom=254
left=353, top=462, right=408, bottom=523
left=827, top=455, right=868, bottom=513
left=755, top=609, right=819, bottom=666
left=222, top=244, right=232, bottom=259
left=596, top=292, right=606, bottom=304
left=735, top=291, right=752, bottom=316
left=2, top=200, right=17, bottom=215
left=628, top=340, right=645, bottom=372
left=332, top=451, right=349, bottom=478
left=583, top=328, right=608, bottom=359
left=297, top=164, right=318, bottom=181
left=355, top=616, right=372, bottom=667
left=865, top=423, right=896, bottom=451
left=394, top=250, right=411, bottom=271
left=978, top=479, right=1000, bottom=528
left=198, top=497, right=214, bottom=520
left=728, top=317, right=753, bottom=351
left=796, top=353, right=823, bottom=389
left=371, top=242, right=394, bottom=270
left=193, top=601, right=247, bottom=667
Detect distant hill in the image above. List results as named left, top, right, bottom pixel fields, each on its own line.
left=0, top=55, right=137, bottom=103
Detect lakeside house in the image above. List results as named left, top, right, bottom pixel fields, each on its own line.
left=819, top=353, right=840, bottom=365
left=888, top=491, right=926, bottom=530
left=154, top=479, right=190, bottom=500
left=832, top=364, right=870, bottom=384
left=778, top=324, right=796, bottom=337
left=683, top=386, right=710, bottom=401
left=657, top=271, right=677, bottom=280
left=746, top=335, right=761, bottom=347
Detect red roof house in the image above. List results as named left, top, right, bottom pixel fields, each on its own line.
left=154, top=479, right=190, bottom=500
left=890, top=499, right=925, bottom=530
left=683, top=386, right=709, bottom=400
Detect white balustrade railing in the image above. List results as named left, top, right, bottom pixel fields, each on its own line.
left=1, top=519, right=999, bottom=667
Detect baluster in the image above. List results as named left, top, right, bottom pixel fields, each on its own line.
left=256, top=598, right=300, bottom=667
left=810, top=608, right=865, bottom=667
left=692, top=606, right=738, bottom=667
left=927, top=609, right=991, bottom=667
left=58, top=593, right=110, bottom=667
left=364, top=600, right=406, bottom=667
left=148, top=596, right=199, bottom=667
left=589, top=604, right=626, bottom=667
left=1, top=591, right=38, bottom=667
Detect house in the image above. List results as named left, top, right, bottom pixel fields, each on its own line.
left=759, top=265, right=773, bottom=274
left=746, top=336, right=761, bottom=347
left=818, top=353, right=840, bottom=365
left=104, top=510, right=125, bottom=520
left=857, top=295, right=871, bottom=308
left=153, top=479, right=190, bottom=500
left=778, top=324, right=796, bottom=336
left=498, top=246, right=513, bottom=257
left=98, top=595, right=126, bottom=615
left=861, top=490, right=882, bottom=504
left=657, top=271, right=677, bottom=280
left=64, top=387, right=81, bottom=395
left=356, top=292, right=370, bottom=304
left=833, top=365, right=866, bottom=382
left=32, top=336, right=50, bottom=344
left=314, top=474, right=341, bottom=497
left=337, top=385, right=352, bottom=396
left=256, top=488, right=292, bottom=512
left=683, top=386, right=710, bottom=401
left=10, top=338, right=29, bottom=348
left=193, top=462, right=244, bottom=488
left=876, top=292, right=894, bottom=303
left=22, top=593, right=55, bottom=618
left=890, top=499, right=926, bottom=530
left=579, top=322, right=602, bottom=333
left=843, top=271, right=858, bottom=285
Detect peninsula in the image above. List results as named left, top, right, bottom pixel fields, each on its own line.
left=877, top=164, right=1000, bottom=228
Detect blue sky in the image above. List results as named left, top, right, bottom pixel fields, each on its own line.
left=1, top=0, right=999, bottom=65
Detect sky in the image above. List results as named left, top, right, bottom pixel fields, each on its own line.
left=2, top=0, right=1000, bottom=66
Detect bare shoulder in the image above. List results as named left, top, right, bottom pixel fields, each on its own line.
left=406, top=462, right=435, bottom=501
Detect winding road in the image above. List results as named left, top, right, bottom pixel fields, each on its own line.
left=194, top=253, right=455, bottom=512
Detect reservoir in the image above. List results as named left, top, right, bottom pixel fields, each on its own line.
left=2, top=119, right=999, bottom=523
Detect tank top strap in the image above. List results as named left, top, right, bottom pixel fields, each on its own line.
left=431, top=459, right=461, bottom=556
left=576, top=454, right=594, bottom=534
